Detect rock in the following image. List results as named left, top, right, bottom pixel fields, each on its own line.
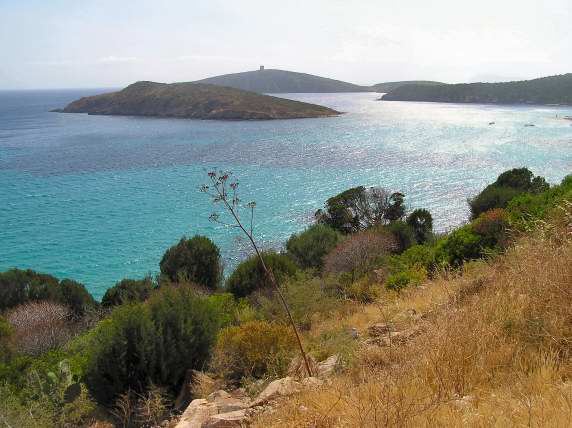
left=316, top=354, right=341, bottom=378
left=301, top=376, right=324, bottom=388
left=350, top=327, right=360, bottom=339
left=251, top=377, right=301, bottom=406
left=373, top=269, right=387, bottom=283
left=206, top=390, right=249, bottom=413
left=176, top=390, right=250, bottom=428
left=204, top=409, right=247, bottom=427
left=367, top=323, right=394, bottom=337
left=176, top=399, right=217, bottom=428
left=287, top=355, right=318, bottom=379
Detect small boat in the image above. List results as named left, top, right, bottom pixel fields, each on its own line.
left=524, top=123, right=535, bottom=127
left=488, top=121, right=495, bottom=125
left=563, top=116, right=572, bottom=121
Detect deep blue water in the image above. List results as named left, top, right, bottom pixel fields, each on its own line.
left=1, top=89, right=571, bottom=299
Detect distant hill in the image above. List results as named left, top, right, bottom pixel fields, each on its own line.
left=195, top=68, right=372, bottom=93
left=381, top=74, right=572, bottom=105
left=56, top=81, right=340, bottom=120
left=373, top=80, right=444, bottom=93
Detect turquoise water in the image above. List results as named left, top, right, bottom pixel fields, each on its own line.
left=1, top=90, right=571, bottom=299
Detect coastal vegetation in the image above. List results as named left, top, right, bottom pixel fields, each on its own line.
left=372, top=80, right=444, bottom=93
left=0, top=167, right=570, bottom=427
left=382, top=73, right=572, bottom=105
left=57, top=81, right=341, bottom=120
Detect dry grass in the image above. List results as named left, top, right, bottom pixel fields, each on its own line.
left=254, top=207, right=572, bottom=427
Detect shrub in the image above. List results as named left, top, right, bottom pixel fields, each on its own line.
left=385, top=267, right=427, bottom=291
left=506, top=174, right=572, bottom=228
left=225, top=252, right=298, bottom=298
left=469, top=168, right=549, bottom=219
left=211, top=320, right=296, bottom=381
left=0, top=316, right=14, bottom=363
left=345, top=277, right=380, bottom=303
left=101, top=277, right=155, bottom=307
left=257, top=274, right=347, bottom=330
left=6, top=301, right=74, bottom=355
left=85, top=287, right=220, bottom=404
left=406, top=209, right=434, bottom=244
left=286, top=224, right=341, bottom=270
left=472, top=208, right=510, bottom=248
left=160, top=235, right=222, bottom=289
left=434, top=226, right=483, bottom=267
left=323, top=230, right=397, bottom=278
left=315, top=186, right=406, bottom=233
left=0, top=269, right=96, bottom=315
left=386, top=221, right=416, bottom=253
left=204, top=292, right=247, bottom=327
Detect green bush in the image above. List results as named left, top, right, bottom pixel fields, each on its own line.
left=434, top=225, right=483, bottom=267
left=386, top=221, right=416, bottom=253
left=385, top=267, right=427, bottom=291
left=257, top=274, right=346, bottom=330
left=0, top=269, right=96, bottom=315
left=211, top=320, right=296, bottom=381
left=85, top=286, right=221, bottom=404
left=160, top=235, right=222, bottom=289
left=469, top=168, right=549, bottom=219
left=226, top=252, right=298, bottom=298
left=384, top=244, right=436, bottom=275
left=507, top=174, right=572, bottom=228
left=101, top=276, right=155, bottom=307
left=286, top=224, right=341, bottom=270
left=204, top=292, right=249, bottom=327
left=406, top=209, right=433, bottom=244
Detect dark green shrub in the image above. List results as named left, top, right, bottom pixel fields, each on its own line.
left=101, top=277, right=155, bottom=307
left=386, top=221, right=416, bottom=253
left=160, top=235, right=222, bottom=289
left=286, top=224, right=341, bottom=270
left=0, top=269, right=96, bottom=316
left=406, top=209, right=433, bottom=244
left=434, top=226, right=483, bottom=267
left=469, top=168, right=549, bottom=219
left=85, top=287, right=220, bottom=404
left=225, top=252, right=298, bottom=298
left=469, top=186, right=522, bottom=220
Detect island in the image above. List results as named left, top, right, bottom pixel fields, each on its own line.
left=381, top=73, right=572, bottom=105
left=195, top=67, right=372, bottom=93
left=372, top=80, right=444, bottom=93
left=55, top=81, right=341, bottom=120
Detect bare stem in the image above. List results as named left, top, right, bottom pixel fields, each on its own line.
left=205, top=173, right=313, bottom=378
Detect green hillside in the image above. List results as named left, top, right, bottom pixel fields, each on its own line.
left=373, top=80, right=444, bottom=93
left=381, top=73, right=572, bottom=105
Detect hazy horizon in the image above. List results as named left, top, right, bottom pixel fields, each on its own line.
left=1, top=0, right=571, bottom=90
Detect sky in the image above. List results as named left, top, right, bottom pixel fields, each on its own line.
left=1, top=0, right=571, bottom=90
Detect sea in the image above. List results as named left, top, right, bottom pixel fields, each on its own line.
left=0, top=89, right=571, bottom=299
